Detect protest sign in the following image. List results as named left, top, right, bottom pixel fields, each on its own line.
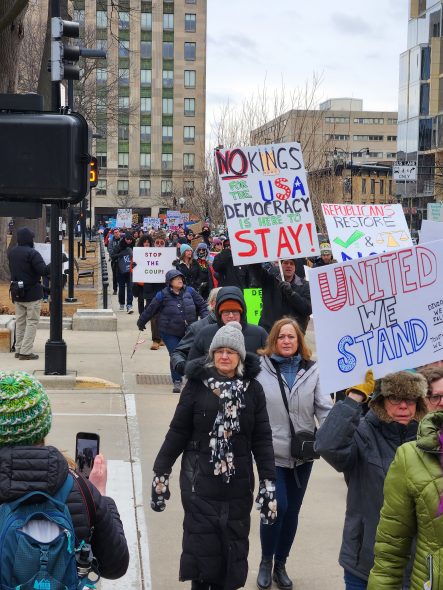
left=143, top=217, right=161, bottom=230
left=188, top=221, right=202, bottom=235
left=309, top=240, right=443, bottom=393
left=321, top=203, right=412, bottom=262
left=215, top=141, right=320, bottom=266
left=427, top=202, right=443, bottom=222
left=116, top=209, right=132, bottom=228
left=420, top=219, right=443, bottom=244
left=34, top=243, right=68, bottom=272
left=243, top=288, right=262, bottom=325
left=132, top=247, right=177, bottom=283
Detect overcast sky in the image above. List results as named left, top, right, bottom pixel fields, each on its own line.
left=206, top=0, right=409, bottom=138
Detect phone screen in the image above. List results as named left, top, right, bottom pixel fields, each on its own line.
left=75, top=433, right=100, bottom=478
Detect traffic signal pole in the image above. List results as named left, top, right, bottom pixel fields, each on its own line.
left=65, top=79, right=77, bottom=303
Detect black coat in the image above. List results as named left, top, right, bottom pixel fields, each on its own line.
left=174, top=259, right=201, bottom=290
left=0, top=446, right=129, bottom=580
left=212, top=248, right=249, bottom=289
left=153, top=355, right=275, bottom=590
left=8, top=228, right=50, bottom=302
left=171, top=311, right=218, bottom=374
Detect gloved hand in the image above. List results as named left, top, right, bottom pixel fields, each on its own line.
left=137, top=320, right=146, bottom=331
left=345, top=369, right=375, bottom=402
left=151, top=473, right=171, bottom=512
left=279, top=281, right=293, bottom=296
left=255, top=479, right=277, bottom=525
left=175, top=361, right=185, bottom=376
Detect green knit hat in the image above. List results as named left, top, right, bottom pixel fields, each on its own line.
left=0, top=371, right=52, bottom=446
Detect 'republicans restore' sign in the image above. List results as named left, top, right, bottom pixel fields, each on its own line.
left=215, top=142, right=320, bottom=266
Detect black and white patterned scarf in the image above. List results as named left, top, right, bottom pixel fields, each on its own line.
left=207, top=375, right=245, bottom=484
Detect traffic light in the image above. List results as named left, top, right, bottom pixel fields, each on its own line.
left=89, top=156, right=98, bottom=188
left=51, top=17, right=80, bottom=81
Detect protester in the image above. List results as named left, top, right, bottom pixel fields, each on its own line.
left=315, top=370, right=428, bottom=590
left=211, top=237, right=223, bottom=253
left=137, top=269, right=208, bottom=392
left=250, top=260, right=312, bottom=333
left=313, top=242, right=336, bottom=267
left=111, top=231, right=135, bottom=313
left=255, top=318, right=332, bottom=590
left=8, top=228, right=50, bottom=360
left=150, top=322, right=277, bottom=590
left=368, top=366, right=443, bottom=590
left=186, top=286, right=268, bottom=367
left=212, top=237, right=250, bottom=290
left=174, top=244, right=200, bottom=289
left=0, top=370, right=129, bottom=583
left=193, top=242, right=214, bottom=299
left=108, top=228, right=121, bottom=295
left=152, top=229, right=168, bottom=248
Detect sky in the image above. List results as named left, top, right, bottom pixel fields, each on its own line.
left=206, top=0, right=409, bottom=139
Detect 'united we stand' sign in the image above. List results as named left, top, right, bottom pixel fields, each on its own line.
left=215, top=142, right=320, bottom=266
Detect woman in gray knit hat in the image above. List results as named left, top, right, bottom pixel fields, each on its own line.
left=150, top=322, right=277, bottom=590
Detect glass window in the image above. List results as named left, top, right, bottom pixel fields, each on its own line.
left=184, top=70, right=196, bottom=88
left=119, top=11, right=129, bottom=29
left=183, top=153, right=195, bottom=170
left=119, top=40, right=130, bottom=57
left=185, top=0, right=196, bottom=3
left=162, top=126, right=173, bottom=141
left=118, top=180, right=129, bottom=195
left=163, top=42, right=174, bottom=59
left=162, top=153, right=173, bottom=170
left=184, top=42, right=196, bottom=60
left=379, top=179, right=385, bottom=195
left=141, top=12, right=152, bottom=30
left=96, top=39, right=108, bottom=52
left=161, top=180, right=173, bottom=196
left=97, top=96, right=107, bottom=111
left=140, top=125, right=151, bottom=142
left=163, top=70, right=174, bottom=88
left=184, top=98, right=195, bottom=116
left=118, top=125, right=129, bottom=140
left=163, top=98, right=173, bottom=114
left=388, top=118, right=398, bottom=124
left=141, top=41, right=152, bottom=59
left=141, top=69, right=152, bottom=86
left=74, top=9, right=85, bottom=23
left=140, top=153, right=151, bottom=169
left=370, top=179, right=375, bottom=194
left=96, top=10, right=107, bottom=28
left=118, top=96, right=129, bottom=111
left=96, top=179, right=107, bottom=195
left=163, top=14, right=174, bottom=30
left=119, top=68, right=129, bottom=86
left=97, top=152, right=107, bottom=168
left=353, top=118, right=384, bottom=125
left=96, top=68, right=107, bottom=84
left=141, top=97, right=152, bottom=113
left=361, top=178, right=366, bottom=194
left=420, top=83, right=430, bottom=115
left=184, top=180, right=194, bottom=195
left=139, top=180, right=151, bottom=196
left=184, top=126, right=195, bottom=143
left=185, top=13, right=196, bottom=32
left=325, top=116, right=349, bottom=123
left=421, top=46, right=431, bottom=80
left=387, top=135, right=397, bottom=141
left=352, top=135, right=384, bottom=141
left=118, top=153, right=129, bottom=168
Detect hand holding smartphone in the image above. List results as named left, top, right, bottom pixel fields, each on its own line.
left=75, top=432, right=100, bottom=478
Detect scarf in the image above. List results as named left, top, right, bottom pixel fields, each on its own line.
left=207, top=374, right=245, bottom=484
left=271, top=353, right=301, bottom=390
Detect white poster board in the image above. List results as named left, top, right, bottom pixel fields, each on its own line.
left=143, top=217, right=161, bottom=230
left=309, top=241, right=443, bottom=393
left=321, top=203, right=413, bottom=261
left=420, top=219, right=443, bottom=244
left=116, top=209, right=132, bottom=228
left=132, top=247, right=177, bottom=283
left=34, top=243, right=69, bottom=272
left=215, top=141, right=320, bottom=266
left=427, top=202, right=443, bottom=222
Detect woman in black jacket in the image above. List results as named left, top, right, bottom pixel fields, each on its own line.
left=150, top=322, right=277, bottom=590
left=0, top=370, right=129, bottom=585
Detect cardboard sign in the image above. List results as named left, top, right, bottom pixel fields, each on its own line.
left=420, top=220, right=443, bottom=244
left=427, top=202, right=443, bottom=222
left=321, top=203, right=413, bottom=262
left=188, top=221, right=202, bottom=235
left=243, top=288, right=262, bottom=325
left=309, top=241, right=443, bottom=393
left=215, top=141, right=320, bottom=266
left=116, top=209, right=132, bottom=229
left=132, top=247, right=177, bottom=283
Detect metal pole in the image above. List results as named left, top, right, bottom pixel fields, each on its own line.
left=89, top=186, right=92, bottom=241
left=350, top=152, right=353, bottom=201
left=81, top=197, right=86, bottom=259
left=65, top=79, right=77, bottom=302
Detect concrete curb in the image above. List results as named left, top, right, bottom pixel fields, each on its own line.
left=33, top=371, right=120, bottom=390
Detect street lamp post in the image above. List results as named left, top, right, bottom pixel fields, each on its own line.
left=334, top=147, right=369, bottom=201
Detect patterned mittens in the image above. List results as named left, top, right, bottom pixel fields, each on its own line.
left=255, top=479, right=277, bottom=525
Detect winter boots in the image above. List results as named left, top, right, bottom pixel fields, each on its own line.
left=256, top=558, right=273, bottom=589
left=273, top=560, right=293, bottom=589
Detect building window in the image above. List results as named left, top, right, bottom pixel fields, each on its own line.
left=184, top=70, right=196, bottom=88
left=183, top=153, right=195, bottom=170
left=163, top=13, right=174, bottom=30
left=141, top=97, right=152, bottom=113
left=325, top=116, right=349, bottom=123
left=328, top=134, right=349, bottom=141
left=140, top=153, right=151, bottom=169
left=96, top=10, right=107, bottom=28
left=118, top=153, right=129, bottom=169
left=184, top=126, right=195, bottom=143
left=184, top=42, right=196, bottom=60
left=97, top=152, right=107, bottom=168
left=185, top=0, right=196, bottom=3
left=379, top=179, right=385, bottom=195
left=353, top=118, right=384, bottom=125
left=96, top=68, right=107, bottom=84
left=119, top=11, right=129, bottom=29
left=118, top=96, right=129, bottom=111
left=387, top=152, right=397, bottom=158
left=139, top=180, right=151, bottom=196
left=141, top=69, right=152, bottom=86
left=367, top=151, right=384, bottom=158
left=96, top=39, right=108, bottom=52
left=161, top=180, right=173, bottom=196
left=96, top=180, right=107, bottom=195
left=118, top=40, right=130, bottom=57
left=163, top=98, right=173, bottom=114
left=163, top=42, right=174, bottom=59
left=184, top=98, right=195, bottom=116
left=141, top=12, right=152, bottom=30
left=140, top=125, right=151, bottom=142
left=162, top=126, right=173, bottom=142
left=96, top=96, right=107, bottom=111
left=74, top=9, right=85, bottom=23
left=353, top=135, right=383, bottom=141
left=185, top=13, right=196, bottom=32
left=387, top=135, right=397, bottom=141
left=119, top=68, right=129, bottom=86
left=141, top=41, right=152, bottom=59
left=162, top=153, right=173, bottom=170
left=163, top=70, right=174, bottom=88
left=118, top=180, right=129, bottom=195
left=184, top=180, right=194, bottom=195
left=118, top=125, right=129, bottom=140
left=370, top=179, right=375, bottom=194
left=361, top=178, right=366, bottom=194
left=389, top=179, right=393, bottom=195
left=388, top=118, right=398, bottom=125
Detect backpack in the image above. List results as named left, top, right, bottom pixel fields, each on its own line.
left=0, top=473, right=96, bottom=590
left=117, top=250, right=132, bottom=274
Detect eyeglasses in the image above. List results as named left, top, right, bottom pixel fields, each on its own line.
left=214, top=348, right=238, bottom=357
left=427, top=394, right=443, bottom=405
left=386, top=396, right=417, bottom=406
left=221, top=310, right=241, bottom=317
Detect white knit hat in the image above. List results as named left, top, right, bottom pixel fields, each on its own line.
left=209, top=321, right=246, bottom=361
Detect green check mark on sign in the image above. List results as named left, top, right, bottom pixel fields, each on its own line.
left=333, top=230, right=365, bottom=249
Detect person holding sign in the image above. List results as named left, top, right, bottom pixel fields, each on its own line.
left=111, top=231, right=135, bottom=313
left=315, top=370, right=428, bottom=590
left=212, top=237, right=250, bottom=290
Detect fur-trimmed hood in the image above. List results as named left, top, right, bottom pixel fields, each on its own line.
left=185, top=352, right=261, bottom=381
left=369, top=370, right=428, bottom=423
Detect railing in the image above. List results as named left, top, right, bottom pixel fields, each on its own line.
left=98, top=235, right=109, bottom=309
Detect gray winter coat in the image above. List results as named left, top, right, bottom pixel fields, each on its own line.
left=314, top=397, right=419, bottom=581
left=255, top=356, right=332, bottom=468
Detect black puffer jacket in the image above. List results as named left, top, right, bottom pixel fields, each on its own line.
left=171, top=311, right=218, bottom=375
left=0, top=446, right=129, bottom=580
left=8, top=228, right=50, bottom=302
left=153, top=354, right=275, bottom=590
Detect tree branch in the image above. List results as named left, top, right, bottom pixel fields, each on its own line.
left=0, top=0, right=29, bottom=33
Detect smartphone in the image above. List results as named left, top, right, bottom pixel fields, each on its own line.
left=75, top=432, right=100, bottom=478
